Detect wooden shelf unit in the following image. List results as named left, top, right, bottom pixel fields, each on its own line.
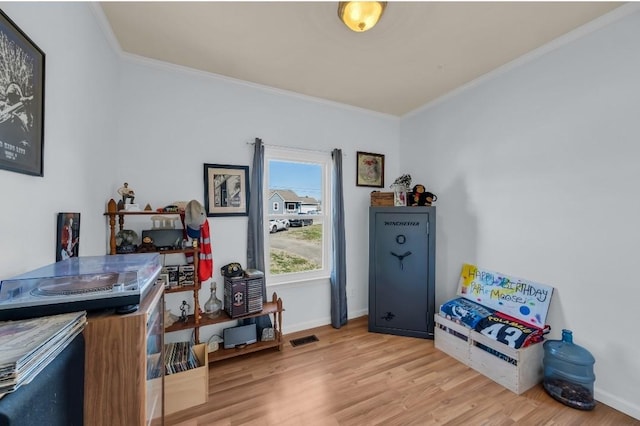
left=165, top=292, right=284, bottom=363
left=104, top=198, right=206, bottom=341
left=104, top=199, right=285, bottom=370
left=104, top=198, right=192, bottom=256
left=208, top=331, right=283, bottom=362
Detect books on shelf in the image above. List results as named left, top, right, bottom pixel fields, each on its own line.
left=164, top=341, right=201, bottom=375
left=0, top=311, right=86, bottom=396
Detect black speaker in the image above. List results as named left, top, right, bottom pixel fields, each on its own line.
left=223, top=323, right=257, bottom=349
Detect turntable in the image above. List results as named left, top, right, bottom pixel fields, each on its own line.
left=0, top=254, right=162, bottom=321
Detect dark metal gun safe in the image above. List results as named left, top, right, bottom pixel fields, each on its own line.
left=369, top=206, right=435, bottom=338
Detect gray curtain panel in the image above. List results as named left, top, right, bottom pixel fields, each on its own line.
left=331, top=149, right=348, bottom=328
left=247, top=137, right=265, bottom=274
left=244, top=137, right=272, bottom=335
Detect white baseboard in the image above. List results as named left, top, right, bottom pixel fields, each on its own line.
left=282, top=309, right=368, bottom=335
left=349, top=308, right=368, bottom=320
left=283, top=318, right=330, bottom=335
left=595, top=387, right=640, bottom=420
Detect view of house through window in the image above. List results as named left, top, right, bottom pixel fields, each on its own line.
left=265, top=147, right=331, bottom=283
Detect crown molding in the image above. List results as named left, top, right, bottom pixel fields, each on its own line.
left=89, top=2, right=397, bottom=121
left=403, top=2, right=640, bottom=120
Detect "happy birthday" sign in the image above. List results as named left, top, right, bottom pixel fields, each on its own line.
left=457, top=263, right=554, bottom=328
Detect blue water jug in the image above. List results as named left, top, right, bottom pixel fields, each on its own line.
left=543, top=329, right=596, bottom=410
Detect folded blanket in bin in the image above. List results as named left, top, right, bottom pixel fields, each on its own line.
left=475, top=312, right=550, bottom=349
left=439, top=297, right=495, bottom=329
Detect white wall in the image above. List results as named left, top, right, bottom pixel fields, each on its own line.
left=111, top=57, right=399, bottom=340
left=400, top=6, right=640, bottom=419
left=0, top=3, right=119, bottom=276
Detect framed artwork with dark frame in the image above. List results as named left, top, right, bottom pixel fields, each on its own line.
left=0, top=10, right=46, bottom=177
left=56, top=212, right=80, bottom=261
left=356, top=151, right=384, bottom=188
left=204, top=163, right=250, bottom=217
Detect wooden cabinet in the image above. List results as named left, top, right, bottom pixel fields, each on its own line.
left=84, top=277, right=164, bottom=426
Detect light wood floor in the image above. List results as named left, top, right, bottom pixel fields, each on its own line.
left=165, top=316, right=638, bottom=426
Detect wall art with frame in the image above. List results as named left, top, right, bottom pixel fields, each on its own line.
left=0, top=10, right=45, bottom=177
left=356, top=151, right=384, bottom=188
left=204, top=163, right=250, bottom=217
left=56, top=212, right=80, bottom=261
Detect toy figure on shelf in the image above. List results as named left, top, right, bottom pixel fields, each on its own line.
left=117, top=182, right=135, bottom=204
left=136, top=235, right=156, bottom=253
left=409, top=184, right=438, bottom=206
left=116, top=182, right=140, bottom=211
left=179, top=300, right=190, bottom=323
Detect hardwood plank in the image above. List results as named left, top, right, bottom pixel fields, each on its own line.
left=165, top=316, right=638, bottom=426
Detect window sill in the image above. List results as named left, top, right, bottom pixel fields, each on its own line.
left=266, top=274, right=331, bottom=288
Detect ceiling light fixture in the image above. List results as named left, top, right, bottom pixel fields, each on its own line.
left=338, top=1, right=387, bottom=33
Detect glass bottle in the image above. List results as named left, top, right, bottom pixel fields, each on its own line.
left=203, top=281, right=222, bottom=319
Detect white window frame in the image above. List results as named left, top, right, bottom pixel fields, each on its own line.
left=264, top=146, right=332, bottom=285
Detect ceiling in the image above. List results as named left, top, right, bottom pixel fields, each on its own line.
left=100, top=2, right=622, bottom=117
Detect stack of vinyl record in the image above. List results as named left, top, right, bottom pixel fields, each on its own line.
left=0, top=311, right=86, bottom=397
left=164, top=341, right=200, bottom=375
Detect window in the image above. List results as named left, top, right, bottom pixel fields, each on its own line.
left=272, top=201, right=279, bottom=213
left=285, top=202, right=296, bottom=212
left=264, top=146, right=331, bottom=284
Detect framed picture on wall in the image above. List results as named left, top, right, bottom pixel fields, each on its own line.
left=203, top=163, right=250, bottom=217
left=356, top=151, right=384, bottom=188
left=0, top=10, right=46, bottom=177
left=56, top=212, right=80, bottom=261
